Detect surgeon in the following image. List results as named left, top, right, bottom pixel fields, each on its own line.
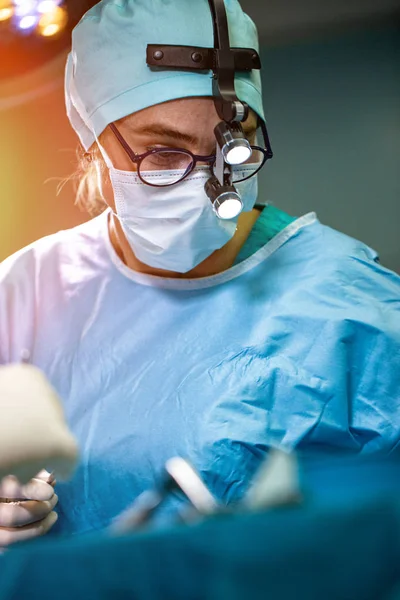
left=0, top=0, right=399, bottom=546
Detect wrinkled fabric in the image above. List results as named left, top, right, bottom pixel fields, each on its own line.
left=0, top=209, right=399, bottom=535
left=65, top=0, right=264, bottom=150
left=1, top=465, right=400, bottom=600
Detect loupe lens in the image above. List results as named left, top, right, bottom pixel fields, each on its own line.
left=218, top=197, right=242, bottom=219
left=215, top=122, right=252, bottom=166
left=213, top=192, right=243, bottom=219
left=225, top=143, right=252, bottom=165
left=140, top=150, right=193, bottom=185
left=231, top=148, right=265, bottom=183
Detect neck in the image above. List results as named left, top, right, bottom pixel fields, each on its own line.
left=108, top=208, right=262, bottom=279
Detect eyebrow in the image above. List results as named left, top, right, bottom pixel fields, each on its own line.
left=123, top=122, right=257, bottom=147
left=126, top=124, right=200, bottom=146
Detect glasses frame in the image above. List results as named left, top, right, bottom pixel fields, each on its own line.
left=109, top=119, right=273, bottom=188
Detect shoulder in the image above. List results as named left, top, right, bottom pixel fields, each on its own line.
left=0, top=211, right=109, bottom=291
left=293, top=217, right=400, bottom=302
left=0, top=212, right=111, bottom=363
left=321, top=222, right=398, bottom=305
left=278, top=218, right=400, bottom=451
left=278, top=216, right=400, bottom=349
left=301, top=218, right=400, bottom=380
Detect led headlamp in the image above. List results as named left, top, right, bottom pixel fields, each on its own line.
left=146, top=0, right=265, bottom=220
left=205, top=176, right=243, bottom=220
left=214, top=121, right=252, bottom=166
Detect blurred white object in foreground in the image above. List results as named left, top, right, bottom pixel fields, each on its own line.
left=244, top=449, right=301, bottom=510
left=0, top=364, right=79, bottom=484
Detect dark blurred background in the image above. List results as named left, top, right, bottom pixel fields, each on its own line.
left=1, top=0, right=399, bottom=271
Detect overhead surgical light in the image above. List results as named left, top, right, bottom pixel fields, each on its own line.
left=37, top=4, right=67, bottom=37
left=0, top=0, right=97, bottom=111
left=0, top=7, right=12, bottom=20
left=18, top=13, right=38, bottom=29
left=0, top=0, right=13, bottom=21
left=37, top=0, right=61, bottom=12
left=5, top=0, right=67, bottom=36
left=14, top=0, right=36, bottom=16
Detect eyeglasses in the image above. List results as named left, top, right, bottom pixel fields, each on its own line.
left=108, top=120, right=273, bottom=187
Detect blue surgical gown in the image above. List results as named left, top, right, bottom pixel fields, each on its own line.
left=0, top=206, right=399, bottom=535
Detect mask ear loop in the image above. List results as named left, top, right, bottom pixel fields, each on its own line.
left=83, top=128, right=113, bottom=214
left=91, top=128, right=144, bottom=235
left=91, top=132, right=122, bottom=224
left=93, top=131, right=114, bottom=170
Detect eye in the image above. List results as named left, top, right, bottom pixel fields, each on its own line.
left=141, top=150, right=193, bottom=172
left=148, top=152, right=178, bottom=165
left=146, top=145, right=168, bottom=152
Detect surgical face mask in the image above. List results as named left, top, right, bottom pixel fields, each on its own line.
left=109, top=165, right=258, bottom=273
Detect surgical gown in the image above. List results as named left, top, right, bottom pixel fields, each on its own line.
left=0, top=206, right=399, bottom=536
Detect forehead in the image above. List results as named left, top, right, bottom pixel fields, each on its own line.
left=118, top=97, right=258, bottom=132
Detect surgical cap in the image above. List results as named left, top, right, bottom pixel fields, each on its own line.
left=65, top=0, right=265, bottom=151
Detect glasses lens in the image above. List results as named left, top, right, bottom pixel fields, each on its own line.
left=139, top=150, right=193, bottom=185
left=231, top=148, right=266, bottom=183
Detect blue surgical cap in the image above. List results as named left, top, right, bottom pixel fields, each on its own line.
left=65, top=0, right=265, bottom=151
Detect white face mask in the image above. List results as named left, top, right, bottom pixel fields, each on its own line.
left=109, top=165, right=259, bottom=273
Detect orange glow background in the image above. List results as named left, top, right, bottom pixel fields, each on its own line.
left=0, top=51, right=87, bottom=261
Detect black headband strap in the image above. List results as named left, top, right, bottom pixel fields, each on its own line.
left=146, top=0, right=261, bottom=123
